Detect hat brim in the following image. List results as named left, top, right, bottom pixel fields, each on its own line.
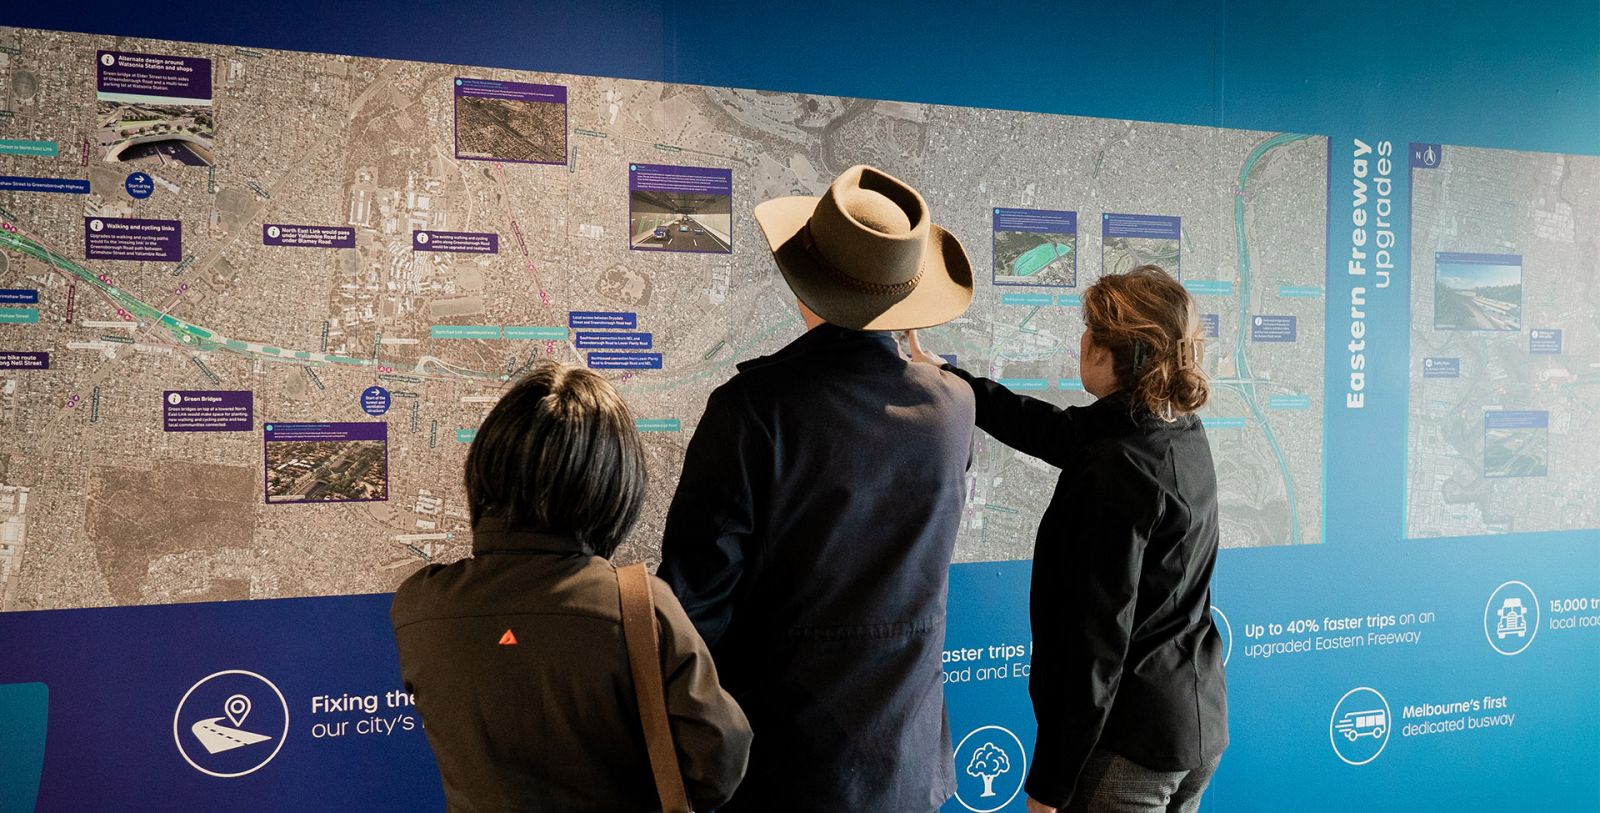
left=753, top=195, right=974, bottom=331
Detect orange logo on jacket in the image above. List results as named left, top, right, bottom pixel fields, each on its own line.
left=498, top=629, right=518, bottom=646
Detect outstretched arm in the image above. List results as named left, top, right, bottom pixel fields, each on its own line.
left=904, top=329, right=1086, bottom=468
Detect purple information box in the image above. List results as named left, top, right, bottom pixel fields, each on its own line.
left=1529, top=328, right=1562, bottom=354
left=587, top=352, right=663, bottom=370
left=263, top=422, right=389, bottom=505
left=1200, top=313, right=1220, bottom=339
left=0, top=351, right=48, bottom=369
left=1422, top=358, right=1461, bottom=379
left=264, top=224, right=356, bottom=249
left=85, top=217, right=181, bottom=262
left=570, top=311, right=637, bottom=329
left=1102, top=213, right=1182, bottom=239
left=413, top=230, right=498, bottom=254
left=628, top=164, right=734, bottom=255
left=994, top=208, right=1077, bottom=233
left=96, top=50, right=212, bottom=102
left=1250, top=315, right=1297, bottom=342
left=629, top=164, right=733, bottom=195
left=163, top=390, right=252, bottom=432
left=453, top=78, right=567, bottom=165
left=576, top=332, right=653, bottom=349
left=1485, top=410, right=1548, bottom=430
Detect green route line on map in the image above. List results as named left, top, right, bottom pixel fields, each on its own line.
left=0, top=227, right=498, bottom=383
left=1232, top=132, right=1313, bottom=544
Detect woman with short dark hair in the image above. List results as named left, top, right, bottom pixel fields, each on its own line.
left=392, top=362, right=751, bottom=812
left=911, top=266, right=1228, bottom=813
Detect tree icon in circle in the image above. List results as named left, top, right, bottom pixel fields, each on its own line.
left=966, top=741, right=1011, bottom=798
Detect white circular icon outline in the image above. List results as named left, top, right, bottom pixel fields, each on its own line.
left=266, top=226, right=280, bottom=238
left=173, top=669, right=290, bottom=778
left=89, top=219, right=104, bottom=232
left=952, top=724, right=1027, bottom=813
left=1483, top=580, right=1539, bottom=656
left=167, top=392, right=182, bottom=405
left=1210, top=605, right=1232, bottom=666
left=101, top=53, right=115, bottom=66
left=1328, top=686, right=1391, bottom=766
left=415, top=231, right=429, bottom=244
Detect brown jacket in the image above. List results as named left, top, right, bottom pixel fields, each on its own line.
left=391, top=521, right=752, bottom=812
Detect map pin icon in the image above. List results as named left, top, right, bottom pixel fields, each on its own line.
left=224, top=694, right=251, bottom=728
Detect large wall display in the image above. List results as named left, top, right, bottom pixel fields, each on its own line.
left=0, top=24, right=1595, bottom=813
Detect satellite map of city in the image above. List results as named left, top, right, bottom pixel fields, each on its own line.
left=1407, top=144, right=1600, bottom=537
left=0, top=27, right=1327, bottom=611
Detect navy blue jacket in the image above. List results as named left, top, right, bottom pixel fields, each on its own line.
left=660, top=324, right=975, bottom=813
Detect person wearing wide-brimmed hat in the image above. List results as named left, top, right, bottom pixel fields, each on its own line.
left=659, top=165, right=976, bottom=812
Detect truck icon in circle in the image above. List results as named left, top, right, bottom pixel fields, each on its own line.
left=1334, top=709, right=1387, bottom=741
left=1496, top=597, right=1528, bottom=639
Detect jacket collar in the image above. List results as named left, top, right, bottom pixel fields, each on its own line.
left=1086, top=390, right=1198, bottom=431
left=736, top=322, right=900, bottom=373
left=471, top=516, right=587, bottom=556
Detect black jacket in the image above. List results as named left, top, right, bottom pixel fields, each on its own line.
left=659, top=324, right=975, bottom=813
left=947, top=366, right=1228, bottom=809
left=391, top=521, right=752, bottom=813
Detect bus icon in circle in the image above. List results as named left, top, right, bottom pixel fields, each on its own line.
left=1328, top=687, right=1391, bottom=765
left=1334, top=709, right=1387, bottom=741
left=173, top=669, right=290, bottom=777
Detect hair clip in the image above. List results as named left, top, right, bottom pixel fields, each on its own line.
left=1178, top=338, right=1204, bottom=370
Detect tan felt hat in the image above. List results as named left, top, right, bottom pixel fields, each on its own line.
left=753, top=165, right=973, bottom=331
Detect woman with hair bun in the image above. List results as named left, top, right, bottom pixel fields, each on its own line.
left=909, top=266, right=1227, bottom=813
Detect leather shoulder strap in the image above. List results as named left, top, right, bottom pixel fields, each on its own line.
left=617, top=563, right=693, bottom=813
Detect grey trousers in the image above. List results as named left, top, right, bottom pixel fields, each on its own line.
left=1061, top=748, right=1221, bottom=813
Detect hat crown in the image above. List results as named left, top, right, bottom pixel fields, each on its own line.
left=808, top=166, right=929, bottom=286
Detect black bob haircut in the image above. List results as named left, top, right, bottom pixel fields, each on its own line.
left=465, top=362, right=646, bottom=557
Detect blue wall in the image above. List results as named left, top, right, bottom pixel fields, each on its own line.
left=4, top=2, right=1599, bottom=811
left=12, top=1, right=1600, bottom=154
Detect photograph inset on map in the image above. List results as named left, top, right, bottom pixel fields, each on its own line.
left=1102, top=213, right=1181, bottom=277
left=264, top=423, right=389, bottom=504
left=453, top=78, right=567, bottom=165
left=629, top=164, right=732, bottom=254
left=94, top=51, right=215, bottom=167
left=1434, top=252, right=1522, bottom=331
left=993, top=208, right=1076, bottom=287
left=1484, top=411, right=1548, bottom=478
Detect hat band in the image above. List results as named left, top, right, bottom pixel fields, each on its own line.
left=801, top=224, right=924, bottom=297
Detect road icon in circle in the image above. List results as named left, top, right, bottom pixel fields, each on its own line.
left=266, top=225, right=281, bottom=239
left=173, top=670, right=289, bottom=778
left=167, top=392, right=183, bottom=405
left=1329, top=687, right=1391, bottom=766
left=101, top=53, right=115, bottom=66
left=1210, top=605, right=1232, bottom=666
left=952, top=725, right=1027, bottom=812
left=1484, top=580, right=1539, bottom=656
left=415, top=231, right=429, bottom=244
left=89, top=219, right=104, bottom=233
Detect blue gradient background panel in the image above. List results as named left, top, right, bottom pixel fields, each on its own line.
left=1, top=1, right=1598, bottom=811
